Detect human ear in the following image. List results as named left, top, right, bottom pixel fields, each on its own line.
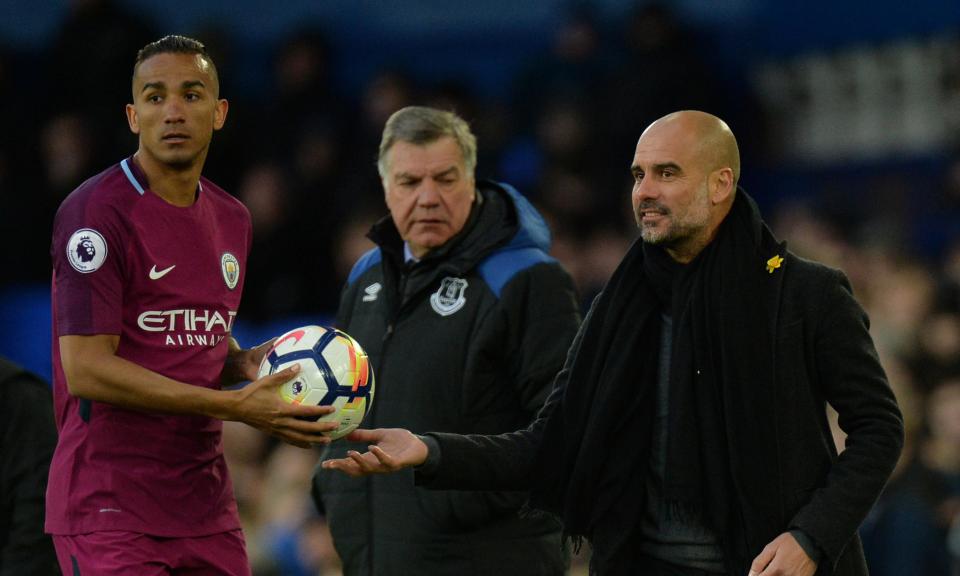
left=213, top=99, right=229, bottom=131
left=710, top=167, right=734, bottom=204
left=125, top=103, right=140, bottom=134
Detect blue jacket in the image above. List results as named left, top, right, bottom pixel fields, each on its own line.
left=313, top=181, right=581, bottom=576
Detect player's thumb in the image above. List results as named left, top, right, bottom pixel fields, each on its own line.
left=253, top=337, right=278, bottom=358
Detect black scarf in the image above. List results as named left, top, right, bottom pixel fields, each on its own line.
left=530, top=190, right=787, bottom=574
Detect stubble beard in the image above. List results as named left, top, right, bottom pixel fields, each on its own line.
left=636, top=205, right=677, bottom=245
left=640, top=219, right=680, bottom=245
left=638, top=184, right=711, bottom=248
left=638, top=210, right=707, bottom=249
left=639, top=221, right=666, bottom=244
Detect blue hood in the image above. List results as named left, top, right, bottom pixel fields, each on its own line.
left=495, top=181, right=552, bottom=253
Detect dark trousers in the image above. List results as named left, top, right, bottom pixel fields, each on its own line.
left=590, top=554, right=727, bottom=576
left=646, top=556, right=726, bottom=575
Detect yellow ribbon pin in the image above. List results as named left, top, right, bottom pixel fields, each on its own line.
left=766, top=255, right=784, bottom=274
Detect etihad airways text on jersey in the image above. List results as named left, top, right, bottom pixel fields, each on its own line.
left=137, top=308, right=238, bottom=333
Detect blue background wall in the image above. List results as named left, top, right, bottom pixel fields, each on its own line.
left=2, top=0, right=959, bottom=381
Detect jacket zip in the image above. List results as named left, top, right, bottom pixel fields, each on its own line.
left=365, top=268, right=406, bottom=573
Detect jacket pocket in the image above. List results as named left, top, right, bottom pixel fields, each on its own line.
left=416, top=488, right=526, bottom=531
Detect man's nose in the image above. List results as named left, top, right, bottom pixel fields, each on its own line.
left=416, top=181, right=441, bottom=205
left=633, top=176, right=657, bottom=201
left=163, top=98, right=187, bottom=124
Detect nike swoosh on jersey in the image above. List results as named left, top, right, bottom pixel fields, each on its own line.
left=149, top=264, right=176, bottom=280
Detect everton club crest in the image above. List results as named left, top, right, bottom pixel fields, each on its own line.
left=430, top=277, right=468, bottom=317
left=221, top=252, right=240, bottom=290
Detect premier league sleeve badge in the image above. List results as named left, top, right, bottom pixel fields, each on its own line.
left=66, top=228, right=108, bottom=273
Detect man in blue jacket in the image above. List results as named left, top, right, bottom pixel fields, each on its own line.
left=311, top=106, right=581, bottom=576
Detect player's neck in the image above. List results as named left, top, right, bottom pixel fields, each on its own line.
left=132, top=150, right=205, bottom=207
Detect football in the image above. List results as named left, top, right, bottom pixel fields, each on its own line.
left=257, top=325, right=375, bottom=439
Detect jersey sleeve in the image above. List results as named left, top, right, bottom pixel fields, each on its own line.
left=51, top=194, right=127, bottom=336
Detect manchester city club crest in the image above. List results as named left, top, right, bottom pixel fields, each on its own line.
left=66, top=228, right=108, bottom=273
left=430, top=277, right=468, bottom=317
left=221, top=252, right=240, bottom=290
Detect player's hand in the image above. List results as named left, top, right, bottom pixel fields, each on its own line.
left=321, top=428, right=428, bottom=477
left=219, top=336, right=274, bottom=385
left=221, top=337, right=275, bottom=385
left=748, top=532, right=817, bottom=576
left=239, top=337, right=276, bottom=380
left=230, top=364, right=339, bottom=448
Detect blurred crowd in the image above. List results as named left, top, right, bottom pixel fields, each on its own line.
left=3, top=0, right=960, bottom=574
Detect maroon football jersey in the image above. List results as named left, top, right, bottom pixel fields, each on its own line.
left=47, top=157, right=251, bottom=536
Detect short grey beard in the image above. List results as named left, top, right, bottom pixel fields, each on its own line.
left=639, top=221, right=703, bottom=248
left=640, top=226, right=667, bottom=244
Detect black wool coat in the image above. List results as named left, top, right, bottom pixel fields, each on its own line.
left=420, top=250, right=904, bottom=576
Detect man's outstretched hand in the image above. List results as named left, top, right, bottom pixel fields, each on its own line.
left=321, top=428, right=428, bottom=477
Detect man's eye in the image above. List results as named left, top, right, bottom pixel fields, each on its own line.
left=185, top=93, right=200, bottom=102
left=147, top=95, right=162, bottom=103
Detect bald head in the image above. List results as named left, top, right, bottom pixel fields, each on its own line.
left=641, top=110, right=740, bottom=185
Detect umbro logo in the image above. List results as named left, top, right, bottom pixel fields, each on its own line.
left=362, top=282, right=382, bottom=302
left=149, top=264, right=176, bottom=280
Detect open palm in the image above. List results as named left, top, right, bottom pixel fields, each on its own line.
left=321, top=428, right=428, bottom=477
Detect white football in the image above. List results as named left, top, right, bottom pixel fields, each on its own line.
left=257, top=325, right=375, bottom=439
